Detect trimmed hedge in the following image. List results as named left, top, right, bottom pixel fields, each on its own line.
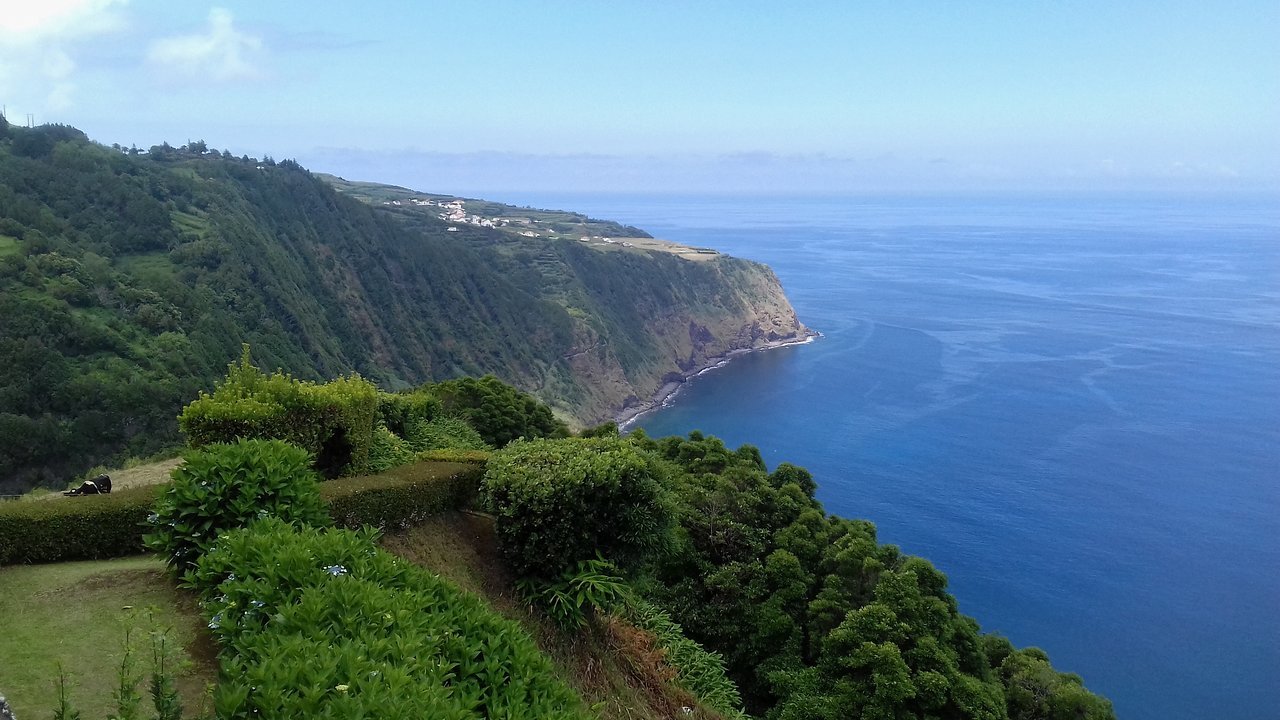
left=322, top=461, right=483, bottom=531
left=0, top=461, right=483, bottom=566
left=179, top=349, right=380, bottom=477
left=0, top=486, right=163, bottom=564
left=416, top=448, right=490, bottom=465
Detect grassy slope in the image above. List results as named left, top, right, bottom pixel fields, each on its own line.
left=382, top=512, right=717, bottom=720
left=0, top=556, right=218, bottom=718
left=0, top=513, right=704, bottom=719
left=20, top=456, right=182, bottom=501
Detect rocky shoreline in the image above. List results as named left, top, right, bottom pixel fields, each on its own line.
left=616, top=329, right=820, bottom=431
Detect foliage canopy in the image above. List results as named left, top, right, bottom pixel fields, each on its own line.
left=483, top=436, right=672, bottom=579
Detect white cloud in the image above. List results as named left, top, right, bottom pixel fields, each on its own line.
left=0, top=0, right=125, bottom=41
left=0, top=0, right=127, bottom=115
left=147, top=8, right=262, bottom=82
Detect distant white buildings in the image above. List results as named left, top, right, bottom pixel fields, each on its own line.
left=434, top=199, right=496, bottom=228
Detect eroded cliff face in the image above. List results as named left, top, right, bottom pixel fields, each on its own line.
left=543, top=253, right=811, bottom=426
left=320, top=174, right=812, bottom=429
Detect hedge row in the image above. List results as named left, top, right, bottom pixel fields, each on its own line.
left=322, top=461, right=483, bottom=531
left=0, top=461, right=484, bottom=565
left=0, top=486, right=164, bottom=565
left=179, top=350, right=380, bottom=477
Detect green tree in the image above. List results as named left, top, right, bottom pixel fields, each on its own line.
left=431, top=375, right=568, bottom=447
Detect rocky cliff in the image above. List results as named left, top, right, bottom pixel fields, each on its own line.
left=325, top=178, right=813, bottom=427
left=554, top=254, right=812, bottom=425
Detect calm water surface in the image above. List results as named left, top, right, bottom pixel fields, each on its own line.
left=494, top=191, right=1280, bottom=720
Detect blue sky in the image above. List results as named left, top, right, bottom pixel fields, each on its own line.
left=2, top=1, right=1276, bottom=193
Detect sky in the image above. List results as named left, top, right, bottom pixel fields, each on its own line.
left=1, top=1, right=1277, bottom=194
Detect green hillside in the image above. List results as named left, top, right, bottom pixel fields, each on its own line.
left=0, top=362, right=1113, bottom=719
left=0, top=124, right=806, bottom=493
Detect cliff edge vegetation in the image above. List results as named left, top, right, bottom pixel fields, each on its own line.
left=0, top=122, right=806, bottom=493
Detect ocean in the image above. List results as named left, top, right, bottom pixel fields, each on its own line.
left=490, top=191, right=1280, bottom=720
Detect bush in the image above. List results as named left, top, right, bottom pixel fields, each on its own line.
left=482, top=437, right=672, bottom=579
left=321, top=460, right=482, bottom=531
left=178, top=349, right=379, bottom=477
left=431, top=375, right=569, bottom=447
left=406, top=415, right=490, bottom=452
left=365, top=424, right=415, bottom=473
left=144, top=438, right=330, bottom=573
left=191, top=519, right=590, bottom=719
left=376, top=389, right=441, bottom=439
left=0, top=486, right=162, bottom=564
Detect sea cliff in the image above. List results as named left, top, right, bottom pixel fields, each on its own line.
left=558, top=256, right=815, bottom=427
left=0, top=126, right=812, bottom=490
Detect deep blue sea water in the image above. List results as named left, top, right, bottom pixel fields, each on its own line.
left=492, top=191, right=1280, bottom=720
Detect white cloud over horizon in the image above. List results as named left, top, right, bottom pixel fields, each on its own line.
left=147, top=7, right=262, bottom=83
left=0, top=0, right=128, bottom=114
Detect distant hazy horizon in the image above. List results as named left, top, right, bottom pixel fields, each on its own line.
left=3, top=1, right=1277, bottom=194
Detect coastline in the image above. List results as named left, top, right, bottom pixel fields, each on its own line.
left=616, top=330, right=821, bottom=431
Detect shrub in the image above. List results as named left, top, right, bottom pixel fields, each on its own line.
left=191, top=519, right=590, bottom=719
left=376, top=389, right=441, bottom=439
left=178, top=348, right=379, bottom=477
left=431, top=375, right=568, bottom=447
left=406, top=415, right=490, bottom=452
left=144, top=438, right=329, bottom=573
left=0, top=460, right=480, bottom=566
left=0, top=486, right=162, bottom=564
left=321, top=460, right=482, bottom=531
left=482, top=437, right=673, bottom=579
left=365, top=424, right=415, bottom=473
left=516, top=558, right=629, bottom=630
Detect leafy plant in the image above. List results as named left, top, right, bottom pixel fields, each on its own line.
left=365, top=424, right=415, bottom=473
left=405, top=415, right=490, bottom=452
left=483, top=436, right=673, bottom=579
left=144, top=438, right=330, bottom=574
left=52, top=665, right=82, bottom=720
left=149, top=631, right=183, bottom=720
left=110, top=627, right=144, bottom=720
left=192, top=518, right=590, bottom=718
left=620, top=599, right=745, bottom=719
left=516, top=558, right=629, bottom=630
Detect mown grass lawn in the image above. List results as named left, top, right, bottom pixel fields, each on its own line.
left=0, top=555, right=218, bottom=718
